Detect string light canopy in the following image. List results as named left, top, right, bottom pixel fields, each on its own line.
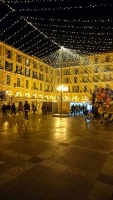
left=0, top=0, right=113, bottom=66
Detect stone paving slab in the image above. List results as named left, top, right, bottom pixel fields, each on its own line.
left=0, top=113, right=113, bottom=199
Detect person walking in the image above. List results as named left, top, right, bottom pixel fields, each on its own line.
left=24, top=101, right=30, bottom=120
left=6, top=103, right=11, bottom=116
left=11, top=103, right=16, bottom=115
left=2, top=104, right=7, bottom=116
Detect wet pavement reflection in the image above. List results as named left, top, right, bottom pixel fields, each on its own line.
left=0, top=113, right=113, bottom=200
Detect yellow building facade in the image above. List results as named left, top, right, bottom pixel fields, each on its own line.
left=0, top=41, right=113, bottom=107
left=0, top=41, right=56, bottom=108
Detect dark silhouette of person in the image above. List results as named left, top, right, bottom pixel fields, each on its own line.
left=11, top=103, right=16, bottom=115
left=24, top=101, right=30, bottom=120
left=2, top=104, right=7, bottom=116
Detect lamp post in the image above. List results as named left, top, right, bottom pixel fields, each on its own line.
left=57, top=85, right=68, bottom=115
left=57, top=46, right=68, bottom=116
left=60, top=47, right=63, bottom=115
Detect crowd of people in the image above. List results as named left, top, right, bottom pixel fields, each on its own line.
left=41, top=104, right=51, bottom=114
left=1, top=101, right=31, bottom=121
left=70, top=104, right=87, bottom=116
left=84, top=87, right=113, bottom=123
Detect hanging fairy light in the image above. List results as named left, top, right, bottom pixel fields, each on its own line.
left=0, top=0, right=112, bottom=62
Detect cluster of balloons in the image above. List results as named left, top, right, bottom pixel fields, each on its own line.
left=92, top=87, right=113, bottom=107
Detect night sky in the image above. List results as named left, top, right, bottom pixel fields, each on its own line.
left=0, top=0, right=113, bottom=64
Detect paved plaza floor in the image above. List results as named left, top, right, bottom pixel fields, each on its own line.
left=0, top=112, right=113, bottom=200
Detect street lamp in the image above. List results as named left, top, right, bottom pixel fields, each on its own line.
left=57, top=85, right=68, bottom=115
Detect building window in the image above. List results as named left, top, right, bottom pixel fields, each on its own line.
left=72, top=86, right=79, bottom=93
left=16, top=65, right=22, bottom=74
left=6, top=49, right=12, bottom=59
left=7, top=75, right=10, bottom=85
left=39, top=73, right=44, bottom=81
left=33, top=82, right=36, bottom=90
left=18, top=55, right=22, bottom=63
left=64, top=69, right=69, bottom=75
left=65, top=77, right=69, bottom=83
left=74, top=77, right=77, bottom=83
left=94, top=66, right=99, bottom=73
left=5, top=61, right=13, bottom=72
left=33, top=62, right=37, bottom=69
left=40, top=83, right=42, bottom=91
left=26, top=80, right=29, bottom=89
left=40, top=65, right=43, bottom=71
left=25, top=68, right=30, bottom=77
left=45, top=67, right=48, bottom=73
left=16, top=54, right=22, bottom=63
left=46, top=76, right=48, bottom=82
left=45, top=85, right=49, bottom=92
left=84, top=85, right=87, bottom=92
left=51, top=86, right=53, bottom=92
left=17, top=78, right=20, bottom=87
left=103, top=65, right=111, bottom=72
left=83, top=58, right=89, bottom=65
left=25, top=58, right=30, bottom=66
left=32, top=71, right=37, bottom=79
left=74, top=68, right=78, bottom=74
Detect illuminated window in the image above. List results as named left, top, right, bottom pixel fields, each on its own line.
left=94, top=66, right=99, bottom=73
left=6, top=49, right=12, bottom=59
left=25, top=58, right=30, bottom=66
left=32, top=71, right=37, bottom=79
left=40, top=65, right=43, bottom=71
left=72, top=86, right=79, bottom=93
left=7, top=75, right=10, bottom=85
left=33, top=82, right=36, bottom=90
left=33, top=62, right=37, bottom=68
left=74, top=68, right=78, bottom=74
left=45, top=67, right=48, bottom=73
left=39, top=73, right=43, bottom=81
left=84, top=85, right=87, bottom=92
left=40, top=83, right=42, bottom=91
left=26, top=80, right=29, bottom=89
left=16, top=54, right=22, bottom=63
left=25, top=68, right=30, bottom=77
left=74, top=77, right=77, bottom=83
left=5, top=61, right=13, bottom=72
left=17, top=78, right=20, bottom=87
left=16, top=65, right=22, bottom=74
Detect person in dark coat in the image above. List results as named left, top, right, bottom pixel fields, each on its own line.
left=2, top=104, right=7, bottom=116
left=6, top=103, right=11, bottom=116
left=24, top=101, right=30, bottom=120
